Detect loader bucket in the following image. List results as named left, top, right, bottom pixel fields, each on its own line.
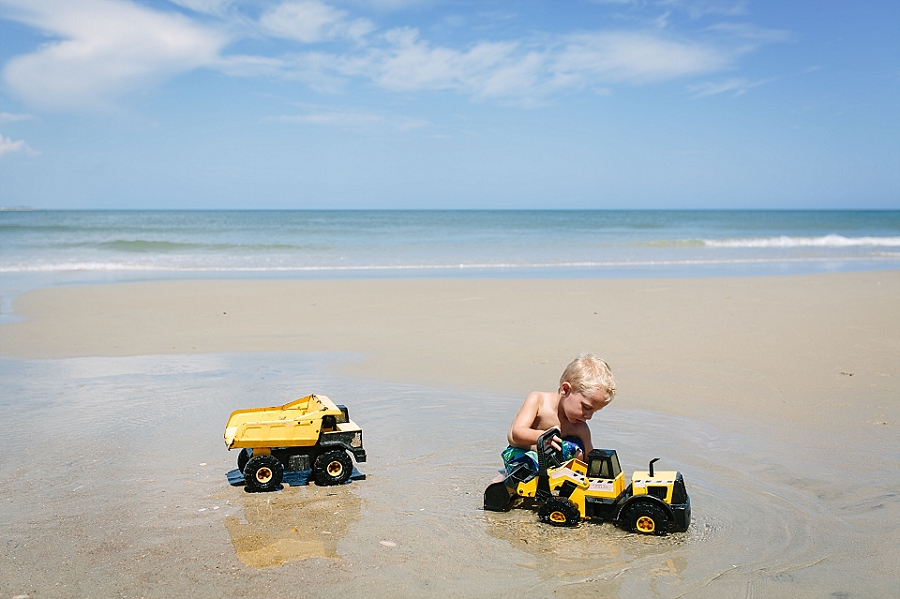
left=484, top=463, right=535, bottom=511
left=484, top=479, right=515, bottom=511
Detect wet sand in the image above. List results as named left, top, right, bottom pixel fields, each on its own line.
left=1, top=271, right=898, bottom=598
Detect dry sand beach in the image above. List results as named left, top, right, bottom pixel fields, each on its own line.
left=1, top=271, right=898, bottom=598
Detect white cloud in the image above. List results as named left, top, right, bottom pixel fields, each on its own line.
left=1, top=0, right=229, bottom=110
left=705, top=22, right=795, bottom=46
left=366, top=28, right=528, bottom=96
left=218, top=51, right=354, bottom=93
left=658, top=0, right=749, bottom=19
left=268, top=110, right=382, bottom=125
left=337, top=28, right=730, bottom=102
left=0, top=134, right=38, bottom=157
left=553, top=32, right=729, bottom=84
left=339, top=0, right=426, bottom=10
left=264, top=107, right=428, bottom=130
left=0, top=112, right=35, bottom=123
left=260, top=1, right=374, bottom=43
left=167, top=0, right=236, bottom=16
left=0, top=0, right=788, bottom=110
left=688, top=77, right=772, bottom=98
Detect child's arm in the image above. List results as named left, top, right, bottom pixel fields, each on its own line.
left=507, top=392, right=561, bottom=451
left=572, top=429, right=593, bottom=456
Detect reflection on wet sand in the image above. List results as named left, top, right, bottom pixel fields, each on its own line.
left=649, top=557, right=688, bottom=594
left=484, top=504, right=626, bottom=563
left=225, top=484, right=362, bottom=568
left=483, top=505, right=692, bottom=597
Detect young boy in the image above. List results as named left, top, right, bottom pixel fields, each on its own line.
left=502, top=353, right=616, bottom=474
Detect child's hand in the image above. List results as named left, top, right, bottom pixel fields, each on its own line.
left=541, top=431, right=563, bottom=452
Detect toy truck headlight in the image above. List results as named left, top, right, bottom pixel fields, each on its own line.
left=351, top=432, right=362, bottom=448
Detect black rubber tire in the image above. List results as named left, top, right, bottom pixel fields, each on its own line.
left=237, top=448, right=252, bottom=473
left=625, top=502, right=669, bottom=535
left=243, top=454, right=283, bottom=492
left=313, top=449, right=353, bottom=486
left=538, top=497, right=581, bottom=526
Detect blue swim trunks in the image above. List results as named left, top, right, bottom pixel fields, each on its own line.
left=501, top=437, right=584, bottom=474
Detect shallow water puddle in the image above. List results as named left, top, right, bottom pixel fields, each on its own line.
left=1, top=353, right=897, bottom=599
left=224, top=485, right=362, bottom=568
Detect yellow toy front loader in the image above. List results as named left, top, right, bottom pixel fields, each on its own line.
left=484, top=428, right=690, bottom=534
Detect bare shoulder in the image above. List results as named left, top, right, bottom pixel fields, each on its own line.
left=523, top=391, right=545, bottom=404
left=511, top=391, right=542, bottom=422
left=508, top=391, right=562, bottom=448
left=544, top=390, right=562, bottom=406
left=513, top=391, right=557, bottom=426
left=521, top=390, right=552, bottom=409
left=534, top=391, right=561, bottom=425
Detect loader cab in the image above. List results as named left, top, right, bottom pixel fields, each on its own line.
left=587, top=449, right=622, bottom=480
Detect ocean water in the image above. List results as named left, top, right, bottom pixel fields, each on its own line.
left=3, top=209, right=899, bottom=275
left=2, top=209, right=899, bottom=317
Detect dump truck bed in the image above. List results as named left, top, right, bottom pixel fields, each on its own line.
left=224, top=394, right=361, bottom=450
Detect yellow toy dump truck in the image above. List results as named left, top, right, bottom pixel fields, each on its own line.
left=224, top=394, right=366, bottom=492
left=484, top=428, right=690, bottom=535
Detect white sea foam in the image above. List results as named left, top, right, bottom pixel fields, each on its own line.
left=2, top=255, right=897, bottom=274
left=703, top=235, right=900, bottom=248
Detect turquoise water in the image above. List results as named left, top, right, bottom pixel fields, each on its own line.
left=4, top=209, right=899, bottom=319
left=3, top=210, right=899, bottom=278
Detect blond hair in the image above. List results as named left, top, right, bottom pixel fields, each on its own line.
left=560, top=353, right=616, bottom=398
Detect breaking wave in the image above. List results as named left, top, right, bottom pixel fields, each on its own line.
left=703, top=235, right=900, bottom=248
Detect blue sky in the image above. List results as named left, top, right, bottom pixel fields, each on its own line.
left=0, top=0, right=898, bottom=209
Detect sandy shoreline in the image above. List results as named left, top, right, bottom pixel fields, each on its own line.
left=2, top=271, right=899, bottom=598
left=2, top=271, right=898, bottom=434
